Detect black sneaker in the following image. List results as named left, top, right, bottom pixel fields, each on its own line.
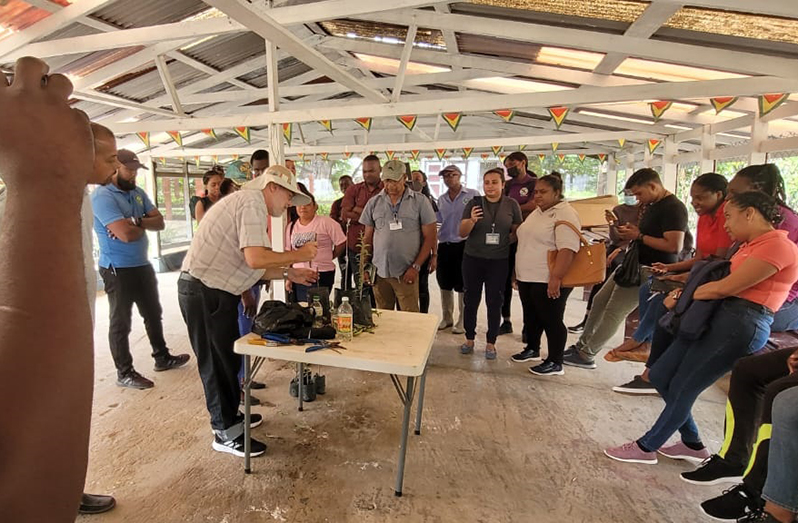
left=564, top=345, right=578, bottom=357
left=235, top=412, right=263, bottom=429
left=498, top=321, right=513, bottom=335
left=681, top=455, right=745, bottom=486
left=562, top=350, right=597, bottom=369
left=612, top=375, right=659, bottom=395
left=511, top=348, right=541, bottom=363
left=529, top=361, right=564, bottom=376
left=116, top=371, right=154, bottom=390
left=251, top=380, right=266, bottom=390
left=239, top=391, right=261, bottom=406
left=153, top=353, right=190, bottom=372
left=700, top=484, right=762, bottom=522
left=78, top=493, right=116, bottom=515
left=738, top=510, right=781, bottom=523
left=212, top=433, right=267, bottom=457
left=568, top=318, right=587, bottom=333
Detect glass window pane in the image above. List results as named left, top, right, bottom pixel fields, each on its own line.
left=156, top=176, right=191, bottom=252
left=767, top=150, right=798, bottom=209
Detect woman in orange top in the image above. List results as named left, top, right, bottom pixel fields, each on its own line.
left=604, top=191, right=798, bottom=465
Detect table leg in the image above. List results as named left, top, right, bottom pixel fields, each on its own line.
left=394, top=376, right=415, bottom=497
left=414, top=369, right=427, bottom=436
left=244, top=354, right=252, bottom=474
left=297, top=362, right=304, bottom=412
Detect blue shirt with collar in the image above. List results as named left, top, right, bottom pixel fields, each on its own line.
left=91, top=183, right=155, bottom=269
left=436, top=186, right=479, bottom=243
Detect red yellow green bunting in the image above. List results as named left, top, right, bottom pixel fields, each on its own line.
left=517, top=145, right=526, bottom=151
left=319, top=153, right=329, bottom=161
left=435, top=149, right=447, bottom=161
left=538, top=154, right=546, bottom=162
left=597, top=154, right=607, bottom=163
left=557, top=154, right=565, bottom=162
left=386, top=151, right=395, bottom=160
left=710, top=97, right=738, bottom=115
left=354, top=118, right=372, bottom=132
left=618, top=138, right=626, bottom=148
left=212, top=155, right=218, bottom=164
left=480, top=153, right=489, bottom=160
left=462, top=147, right=473, bottom=159
left=551, top=142, right=559, bottom=153
left=759, top=94, right=789, bottom=117
left=578, top=154, right=586, bottom=163
left=494, top=109, right=515, bottom=122
left=318, top=120, right=333, bottom=133
left=136, top=132, right=150, bottom=149
left=194, top=156, right=201, bottom=168
left=343, top=152, right=352, bottom=159
left=499, top=153, right=506, bottom=162
left=647, top=139, right=662, bottom=154
left=491, top=145, right=503, bottom=157
left=166, top=131, right=183, bottom=147
left=410, top=150, right=420, bottom=161
left=548, top=106, right=570, bottom=129
left=397, top=115, right=417, bottom=132
left=280, top=124, right=291, bottom=146
left=235, top=126, right=251, bottom=144
left=442, top=112, right=462, bottom=132
left=201, top=128, right=217, bottom=141
left=649, top=101, right=673, bottom=122
left=158, top=157, right=166, bottom=166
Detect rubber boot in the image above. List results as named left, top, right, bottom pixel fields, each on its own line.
left=452, top=292, right=466, bottom=334
left=438, top=289, right=454, bottom=330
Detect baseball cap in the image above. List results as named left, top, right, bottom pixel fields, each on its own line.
left=440, top=165, right=462, bottom=176
left=242, top=164, right=312, bottom=206
left=117, top=149, right=147, bottom=170
left=381, top=160, right=407, bottom=182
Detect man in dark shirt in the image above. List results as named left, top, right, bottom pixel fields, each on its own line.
left=330, top=174, right=354, bottom=288
left=341, top=156, right=383, bottom=290
left=564, top=168, right=687, bottom=369
left=499, top=152, right=537, bottom=335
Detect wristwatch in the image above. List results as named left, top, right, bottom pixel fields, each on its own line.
left=411, top=263, right=421, bottom=271
left=283, top=268, right=289, bottom=280
left=130, top=216, right=142, bottom=227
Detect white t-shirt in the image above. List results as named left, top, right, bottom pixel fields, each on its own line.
left=515, top=201, right=582, bottom=283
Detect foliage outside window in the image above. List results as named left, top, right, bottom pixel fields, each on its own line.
left=768, top=150, right=798, bottom=210
left=156, top=176, right=191, bottom=252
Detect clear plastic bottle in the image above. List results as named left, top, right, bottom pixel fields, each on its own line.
left=311, top=295, right=324, bottom=328
left=337, top=297, right=353, bottom=341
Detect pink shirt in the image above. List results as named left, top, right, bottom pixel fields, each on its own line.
left=731, top=229, right=798, bottom=312
left=285, top=215, right=346, bottom=272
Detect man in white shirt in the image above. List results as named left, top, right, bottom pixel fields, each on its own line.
left=180, top=165, right=318, bottom=457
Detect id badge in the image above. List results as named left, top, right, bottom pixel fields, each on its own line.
left=389, top=220, right=403, bottom=231
left=485, top=233, right=500, bottom=245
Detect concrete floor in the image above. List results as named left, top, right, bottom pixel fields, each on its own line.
left=77, top=273, right=730, bottom=523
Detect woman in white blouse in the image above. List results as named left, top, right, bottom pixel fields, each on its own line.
left=511, top=173, right=581, bottom=376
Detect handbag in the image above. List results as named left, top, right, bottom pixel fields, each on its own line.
left=613, top=240, right=641, bottom=287
left=546, top=221, right=607, bottom=287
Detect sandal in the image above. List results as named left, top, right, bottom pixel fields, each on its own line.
left=460, top=343, right=474, bottom=355
left=485, top=346, right=497, bottom=360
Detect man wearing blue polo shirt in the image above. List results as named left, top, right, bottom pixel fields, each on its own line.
left=92, top=149, right=189, bottom=390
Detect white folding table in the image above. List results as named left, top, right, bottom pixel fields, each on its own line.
left=234, top=309, right=438, bottom=496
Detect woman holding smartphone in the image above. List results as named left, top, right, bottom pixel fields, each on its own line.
left=459, top=168, right=523, bottom=360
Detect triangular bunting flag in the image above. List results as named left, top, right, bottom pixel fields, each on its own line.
left=410, top=150, right=420, bottom=161
left=517, top=145, right=526, bottom=151
left=557, top=154, right=565, bottom=163
left=481, top=153, right=490, bottom=160
left=158, top=157, right=166, bottom=166
left=318, top=120, right=333, bottom=133
left=320, top=153, right=329, bottom=161
left=397, top=115, right=417, bottom=132
left=297, top=153, right=305, bottom=161
left=232, top=154, right=239, bottom=161
left=343, top=152, right=352, bottom=159
left=442, top=112, right=462, bottom=132
left=551, top=142, right=559, bottom=153
left=494, top=109, right=515, bottom=122
left=578, top=154, right=586, bottom=163
left=354, top=117, right=372, bottom=132
left=462, top=147, right=473, bottom=159
left=618, top=139, right=626, bottom=148
left=647, top=139, right=662, bottom=154
left=491, top=146, right=503, bottom=157
left=435, top=149, right=447, bottom=161
left=234, top=126, right=251, bottom=144
left=759, top=94, right=789, bottom=117
left=499, top=153, right=506, bottom=163
left=649, top=101, right=673, bottom=122
left=167, top=131, right=183, bottom=147
left=598, top=154, right=607, bottom=163
left=194, top=156, right=201, bottom=168
left=386, top=151, right=395, bottom=160
left=538, top=154, right=546, bottom=162
left=136, top=132, right=150, bottom=149
left=212, top=155, right=218, bottom=164
left=547, top=106, right=570, bottom=129
left=201, top=128, right=218, bottom=141
left=281, top=123, right=291, bottom=146
left=710, top=97, right=739, bottom=115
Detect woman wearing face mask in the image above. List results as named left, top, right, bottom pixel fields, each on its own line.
left=410, top=169, right=439, bottom=314
left=459, top=168, right=523, bottom=360
left=195, top=168, right=225, bottom=223
left=512, top=173, right=581, bottom=376
left=604, top=191, right=798, bottom=466
left=567, top=191, right=640, bottom=334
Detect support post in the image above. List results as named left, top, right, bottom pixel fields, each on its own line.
left=662, top=137, right=677, bottom=193
left=700, top=125, right=715, bottom=173
left=266, top=38, right=287, bottom=301
left=749, top=110, right=768, bottom=165
left=605, top=154, right=617, bottom=196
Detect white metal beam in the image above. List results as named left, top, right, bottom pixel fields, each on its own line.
left=650, top=0, right=798, bottom=19
left=593, top=2, right=683, bottom=75
left=154, top=55, right=186, bottom=116
left=353, top=10, right=798, bottom=79
left=71, top=90, right=181, bottom=118
left=391, top=24, right=418, bottom=103
left=203, top=0, right=388, bottom=103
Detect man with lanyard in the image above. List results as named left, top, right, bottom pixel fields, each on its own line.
left=341, top=154, right=384, bottom=290
left=436, top=165, right=479, bottom=333
left=92, top=149, right=189, bottom=390
left=179, top=165, right=318, bottom=457
left=500, top=151, right=537, bottom=336
left=360, top=160, right=437, bottom=312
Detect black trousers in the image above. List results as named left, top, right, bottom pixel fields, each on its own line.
left=462, top=254, right=508, bottom=344
left=419, top=258, right=431, bottom=314
left=177, top=276, right=242, bottom=434
left=517, top=282, right=573, bottom=364
left=436, top=241, right=466, bottom=292
left=502, top=243, right=518, bottom=319
left=719, top=348, right=798, bottom=495
left=100, top=264, right=169, bottom=377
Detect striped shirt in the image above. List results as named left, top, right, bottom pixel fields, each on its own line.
left=181, top=190, right=270, bottom=295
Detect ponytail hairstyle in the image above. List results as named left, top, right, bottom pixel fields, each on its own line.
left=538, top=172, right=564, bottom=200
left=692, top=172, right=727, bottom=199
left=734, top=164, right=790, bottom=210
left=727, top=191, right=783, bottom=226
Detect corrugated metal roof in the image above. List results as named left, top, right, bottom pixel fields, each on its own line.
left=92, top=0, right=208, bottom=29
left=103, top=59, right=205, bottom=102
left=181, top=32, right=265, bottom=72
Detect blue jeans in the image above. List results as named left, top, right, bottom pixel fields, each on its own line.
left=762, top=386, right=798, bottom=513
left=632, top=277, right=664, bottom=343
left=638, top=299, right=773, bottom=451
left=771, top=298, right=798, bottom=332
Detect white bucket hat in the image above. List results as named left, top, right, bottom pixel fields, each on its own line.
left=242, top=164, right=311, bottom=206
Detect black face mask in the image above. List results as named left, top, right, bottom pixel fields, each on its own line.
left=506, top=166, right=521, bottom=178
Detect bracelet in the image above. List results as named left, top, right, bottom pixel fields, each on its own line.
left=282, top=268, right=289, bottom=280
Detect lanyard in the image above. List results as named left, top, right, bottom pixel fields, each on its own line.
left=388, top=191, right=406, bottom=221
left=482, top=197, right=500, bottom=232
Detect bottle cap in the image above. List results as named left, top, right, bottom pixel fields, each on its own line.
left=342, top=297, right=349, bottom=302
